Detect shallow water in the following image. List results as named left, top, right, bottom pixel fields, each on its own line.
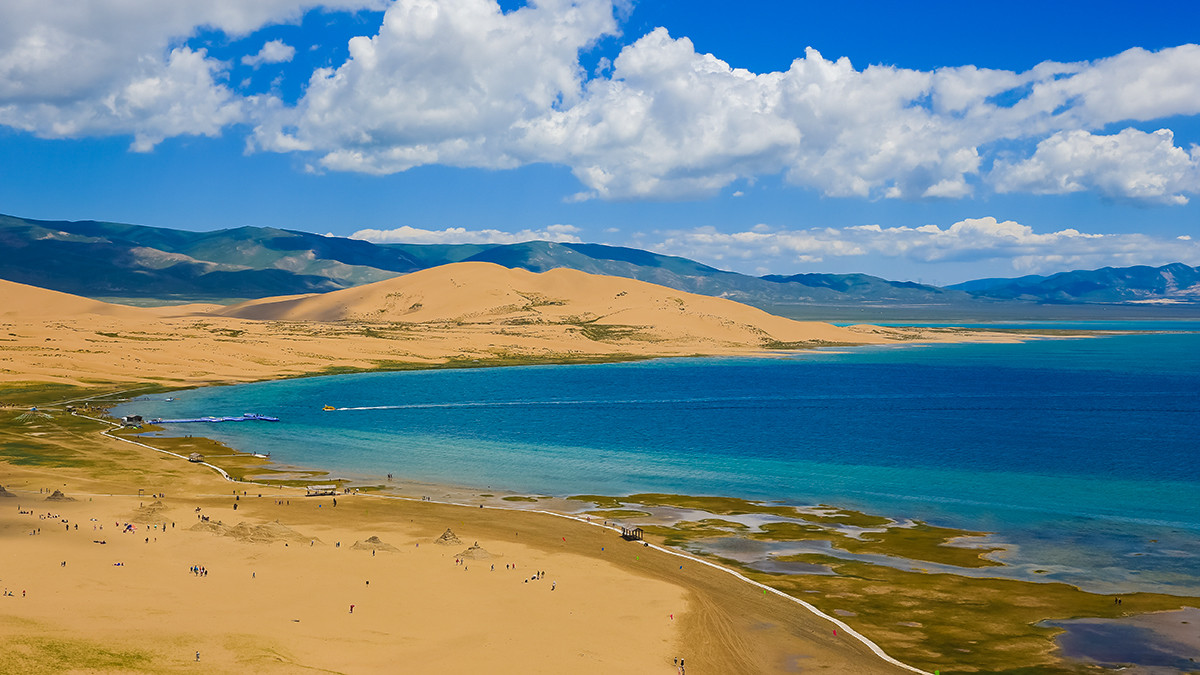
left=1045, top=607, right=1200, bottom=671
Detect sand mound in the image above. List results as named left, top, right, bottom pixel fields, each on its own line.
left=0, top=278, right=147, bottom=319
left=228, top=521, right=317, bottom=544
left=217, top=262, right=871, bottom=347
left=352, top=535, right=399, bottom=552
left=0, top=485, right=16, bottom=498
left=190, top=520, right=317, bottom=544
left=435, top=528, right=462, bottom=545
left=458, top=544, right=497, bottom=560
left=46, top=489, right=75, bottom=502
left=189, top=520, right=226, bottom=534
left=129, top=500, right=169, bottom=522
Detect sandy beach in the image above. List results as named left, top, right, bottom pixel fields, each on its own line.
left=0, top=417, right=910, bottom=674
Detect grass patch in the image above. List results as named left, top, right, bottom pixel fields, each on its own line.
left=501, top=495, right=539, bottom=502
left=624, top=494, right=803, bottom=518
left=761, top=339, right=859, bottom=350
left=567, top=494, right=627, bottom=509
left=583, top=509, right=652, bottom=519
left=0, top=636, right=155, bottom=674
left=92, top=331, right=168, bottom=341
left=0, top=382, right=127, bottom=406
left=800, top=505, right=892, bottom=528
left=577, top=323, right=645, bottom=342
left=751, top=520, right=1002, bottom=569
left=553, top=493, right=998, bottom=569
left=299, top=353, right=651, bottom=379
left=749, top=521, right=832, bottom=542
left=747, top=553, right=1200, bottom=674
left=641, top=519, right=750, bottom=547
left=836, top=521, right=1004, bottom=569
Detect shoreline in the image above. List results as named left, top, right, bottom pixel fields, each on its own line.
left=7, top=329, right=1199, bottom=672
left=81, top=408, right=930, bottom=674
left=69, top=382, right=1200, bottom=674
left=88, top=348, right=1200, bottom=667
left=1, top=399, right=913, bottom=673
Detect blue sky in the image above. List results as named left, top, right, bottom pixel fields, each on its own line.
left=1, top=0, right=1198, bottom=284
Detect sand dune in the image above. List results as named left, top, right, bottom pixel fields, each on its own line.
left=0, top=263, right=1022, bottom=387
left=221, top=262, right=869, bottom=345
left=0, top=279, right=144, bottom=319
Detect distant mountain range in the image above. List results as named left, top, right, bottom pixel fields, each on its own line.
left=946, top=263, right=1200, bottom=304
left=2, top=213, right=1198, bottom=308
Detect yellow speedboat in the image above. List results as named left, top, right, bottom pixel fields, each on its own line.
left=322, top=405, right=336, bottom=411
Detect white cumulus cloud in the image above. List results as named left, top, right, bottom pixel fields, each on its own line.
left=350, top=223, right=582, bottom=244
left=253, top=10, right=1200, bottom=203
left=251, top=0, right=621, bottom=172
left=242, top=39, right=296, bottom=67
left=2, top=1, right=1200, bottom=205
left=990, top=128, right=1200, bottom=205
left=0, top=0, right=381, bottom=149
left=641, top=217, right=1200, bottom=276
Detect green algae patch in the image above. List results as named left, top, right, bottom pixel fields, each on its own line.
left=641, top=519, right=751, bottom=547
left=501, top=495, right=540, bottom=502
left=625, top=494, right=802, bottom=517
left=800, top=505, right=892, bottom=528
left=567, top=493, right=1002, bottom=570
left=750, top=521, right=832, bottom=542
left=836, top=521, right=1005, bottom=569
left=753, top=553, right=1200, bottom=674
left=584, top=509, right=652, bottom=519
left=567, top=495, right=628, bottom=509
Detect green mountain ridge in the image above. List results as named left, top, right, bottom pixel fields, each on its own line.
left=2, top=213, right=1198, bottom=311
left=946, top=263, right=1200, bottom=303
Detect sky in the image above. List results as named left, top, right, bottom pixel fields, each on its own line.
left=1, top=1, right=1199, bottom=284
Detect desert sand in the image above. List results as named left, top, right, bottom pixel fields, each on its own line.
left=0, top=262, right=1022, bottom=387
left=0, top=263, right=1022, bottom=673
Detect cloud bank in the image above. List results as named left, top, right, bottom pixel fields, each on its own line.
left=0, top=0, right=381, bottom=150
left=350, top=223, right=582, bottom=244
left=1, top=0, right=1199, bottom=204
left=643, top=217, right=1200, bottom=276
left=347, top=216, right=1199, bottom=279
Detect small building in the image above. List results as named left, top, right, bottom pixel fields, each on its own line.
left=305, top=485, right=338, bottom=497
left=122, top=415, right=144, bottom=426
left=187, top=453, right=203, bottom=463
left=620, top=526, right=644, bottom=541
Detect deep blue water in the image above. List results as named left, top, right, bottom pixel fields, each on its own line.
left=114, top=331, right=1200, bottom=594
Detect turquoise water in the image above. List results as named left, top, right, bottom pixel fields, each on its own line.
left=114, top=330, right=1200, bottom=594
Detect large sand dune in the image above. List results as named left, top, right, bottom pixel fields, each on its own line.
left=220, top=262, right=865, bottom=345
left=0, top=279, right=145, bottom=319
left=0, top=262, right=1016, bottom=387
